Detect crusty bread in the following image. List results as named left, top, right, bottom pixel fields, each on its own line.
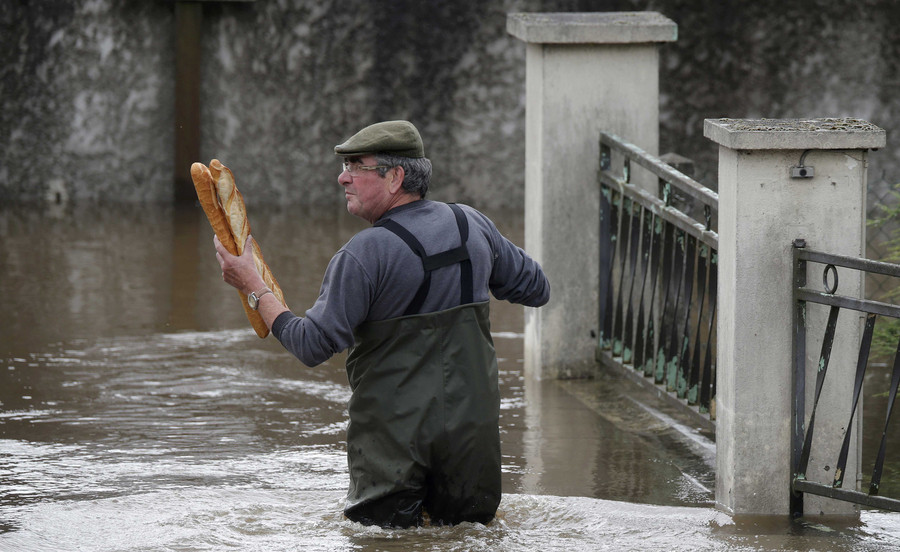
left=208, top=160, right=249, bottom=254
left=191, top=159, right=286, bottom=338
left=191, top=162, right=236, bottom=252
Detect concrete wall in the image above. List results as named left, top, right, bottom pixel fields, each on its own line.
left=3, top=0, right=900, bottom=206
left=3, top=1, right=174, bottom=202
left=2, top=0, right=549, bottom=207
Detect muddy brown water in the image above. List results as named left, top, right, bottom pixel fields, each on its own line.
left=1, top=202, right=899, bottom=550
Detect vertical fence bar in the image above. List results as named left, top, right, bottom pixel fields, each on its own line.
left=870, top=336, right=900, bottom=495
left=834, top=313, right=877, bottom=488
left=675, top=234, right=697, bottom=398
left=623, top=201, right=642, bottom=363
left=642, top=214, right=664, bottom=377
left=655, top=222, right=677, bottom=383
left=599, top=184, right=620, bottom=351
left=791, top=241, right=808, bottom=517
left=633, top=208, right=655, bottom=371
left=665, top=229, right=687, bottom=392
left=598, top=143, right=614, bottom=354
left=688, top=243, right=709, bottom=405
left=797, top=305, right=840, bottom=481
left=598, top=184, right=613, bottom=351
left=700, top=252, right=717, bottom=416
left=613, top=197, right=633, bottom=357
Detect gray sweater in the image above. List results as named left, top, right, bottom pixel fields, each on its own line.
left=272, top=200, right=550, bottom=366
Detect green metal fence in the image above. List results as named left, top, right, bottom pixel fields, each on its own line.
left=596, top=132, right=719, bottom=429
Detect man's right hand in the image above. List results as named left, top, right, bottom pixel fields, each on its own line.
left=214, top=235, right=265, bottom=296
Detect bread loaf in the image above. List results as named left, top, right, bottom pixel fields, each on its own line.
left=191, top=159, right=286, bottom=338
left=191, top=163, right=236, bottom=253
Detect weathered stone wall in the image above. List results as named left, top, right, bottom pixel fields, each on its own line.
left=653, top=0, right=900, bottom=190
left=196, top=0, right=539, bottom=207
left=2, top=1, right=174, bottom=202
left=3, top=0, right=899, bottom=207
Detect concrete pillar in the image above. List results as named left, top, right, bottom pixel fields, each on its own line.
left=507, top=12, right=677, bottom=379
left=705, top=118, right=886, bottom=516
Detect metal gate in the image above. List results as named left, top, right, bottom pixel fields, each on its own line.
left=791, top=240, right=900, bottom=514
left=596, top=132, right=718, bottom=429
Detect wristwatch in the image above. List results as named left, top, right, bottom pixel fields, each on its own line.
left=248, top=287, right=273, bottom=310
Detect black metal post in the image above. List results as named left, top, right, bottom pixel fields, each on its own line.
left=791, top=238, right=807, bottom=518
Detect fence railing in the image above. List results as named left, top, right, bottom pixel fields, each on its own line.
left=791, top=242, right=900, bottom=514
left=597, top=132, right=719, bottom=428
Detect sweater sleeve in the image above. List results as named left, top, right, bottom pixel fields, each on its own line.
left=469, top=208, right=550, bottom=307
left=489, top=238, right=550, bottom=307
left=272, top=248, right=374, bottom=367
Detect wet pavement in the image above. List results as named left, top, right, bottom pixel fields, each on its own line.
left=2, top=201, right=900, bottom=551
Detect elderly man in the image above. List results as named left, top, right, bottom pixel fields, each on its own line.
left=214, top=120, right=549, bottom=527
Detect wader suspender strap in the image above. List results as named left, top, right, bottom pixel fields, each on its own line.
left=375, top=204, right=474, bottom=316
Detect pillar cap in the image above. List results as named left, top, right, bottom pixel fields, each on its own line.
left=507, top=12, right=677, bottom=44
left=704, top=118, right=886, bottom=150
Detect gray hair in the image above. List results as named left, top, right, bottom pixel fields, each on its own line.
left=375, top=153, right=432, bottom=198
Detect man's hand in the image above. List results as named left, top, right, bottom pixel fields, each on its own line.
left=214, top=235, right=266, bottom=295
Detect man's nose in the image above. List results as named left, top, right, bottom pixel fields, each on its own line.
left=338, top=170, right=352, bottom=186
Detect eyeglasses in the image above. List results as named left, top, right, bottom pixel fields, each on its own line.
left=342, top=161, right=390, bottom=176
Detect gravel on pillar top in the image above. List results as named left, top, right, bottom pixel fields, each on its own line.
left=704, top=117, right=886, bottom=150
left=507, top=12, right=677, bottom=44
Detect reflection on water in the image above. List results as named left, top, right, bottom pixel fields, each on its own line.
left=1, top=202, right=899, bottom=550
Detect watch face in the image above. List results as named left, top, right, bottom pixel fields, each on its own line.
left=248, top=292, right=258, bottom=310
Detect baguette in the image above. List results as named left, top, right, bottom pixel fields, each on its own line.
left=190, top=159, right=286, bottom=338
left=208, top=159, right=287, bottom=327
left=191, top=162, right=236, bottom=253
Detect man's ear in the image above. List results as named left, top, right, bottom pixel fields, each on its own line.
left=387, top=166, right=405, bottom=194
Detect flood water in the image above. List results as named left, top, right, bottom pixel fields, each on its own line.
left=2, top=201, right=900, bottom=551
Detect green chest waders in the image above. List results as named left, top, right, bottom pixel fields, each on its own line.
left=343, top=204, right=501, bottom=527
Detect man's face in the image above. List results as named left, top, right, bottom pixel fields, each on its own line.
left=339, top=155, right=393, bottom=223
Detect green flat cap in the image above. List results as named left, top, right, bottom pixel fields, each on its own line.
left=334, top=120, right=425, bottom=158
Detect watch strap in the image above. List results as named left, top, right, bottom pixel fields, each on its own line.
left=249, top=287, right=273, bottom=310
left=256, top=289, right=274, bottom=302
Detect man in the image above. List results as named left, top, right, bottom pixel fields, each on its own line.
left=214, top=120, right=549, bottom=527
